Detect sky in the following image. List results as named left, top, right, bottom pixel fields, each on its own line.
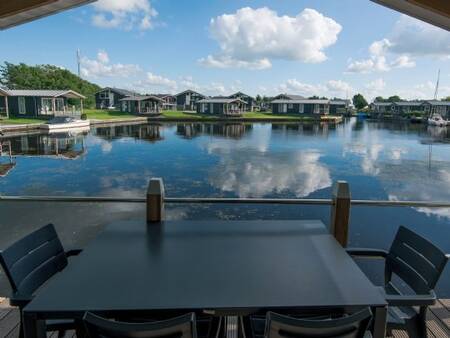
left=0, top=0, right=449, bottom=101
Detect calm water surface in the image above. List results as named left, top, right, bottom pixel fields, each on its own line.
left=1, top=118, right=450, bottom=294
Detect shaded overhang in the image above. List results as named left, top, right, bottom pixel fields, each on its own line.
left=0, top=0, right=95, bottom=30
left=371, top=0, right=450, bottom=31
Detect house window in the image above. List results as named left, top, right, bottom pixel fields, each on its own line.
left=55, top=98, right=65, bottom=112
left=18, top=96, right=26, bottom=114
left=299, top=104, right=304, bottom=114
left=41, top=98, right=53, bottom=114
left=288, top=103, right=293, bottom=109
left=279, top=103, right=287, bottom=113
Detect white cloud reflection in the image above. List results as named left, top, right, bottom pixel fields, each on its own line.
left=206, top=144, right=331, bottom=198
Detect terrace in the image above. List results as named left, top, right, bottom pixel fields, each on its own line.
left=0, top=1, right=449, bottom=338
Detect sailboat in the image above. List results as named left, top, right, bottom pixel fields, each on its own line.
left=427, top=70, right=449, bottom=127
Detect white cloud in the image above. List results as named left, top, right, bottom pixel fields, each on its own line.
left=276, top=79, right=353, bottom=98
left=91, top=0, right=158, bottom=31
left=347, top=39, right=414, bottom=73
left=326, top=80, right=354, bottom=97
left=346, top=14, right=450, bottom=74
left=198, top=55, right=271, bottom=70
left=366, top=78, right=386, bottom=92
left=144, top=72, right=177, bottom=90
left=80, top=50, right=141, bottom=78
left=389, top=15, right=450, bottom=58
left=391, top=55, right=415, bottom=69
left=200, top=7, right=342, bottom=70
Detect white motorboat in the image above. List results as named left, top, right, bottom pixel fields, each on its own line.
left=427, top=114, right=448, bottom=127
left=39, top=117, right=90, bottom=132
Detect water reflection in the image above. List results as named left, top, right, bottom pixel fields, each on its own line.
left=93, top=123, right=164, bottom=143
left=4, top=132, right=86, bottom=159
left=176, top=123, right=252, bottom=139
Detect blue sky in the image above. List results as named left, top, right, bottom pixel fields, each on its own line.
left=0, top=0, right=449, bottom=100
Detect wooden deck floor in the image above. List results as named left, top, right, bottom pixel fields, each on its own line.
left=1, top=297, right=450, bottom=338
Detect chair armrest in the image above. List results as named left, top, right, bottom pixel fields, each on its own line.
left=385, top=291, right=436, bottom=307
left=65, top=249, right=82, bottom=257
left=346, top=248, right=389, bottom=258
left=9, top=292, right=32, bottom=307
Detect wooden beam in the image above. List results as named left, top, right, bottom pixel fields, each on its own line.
left=0, top=0, right=94, bottom=30
left=371, top=0, right=450, bottom=31
left=330, top=181, right=351, bottom=247
left=147, top=178, right=165, bottom=223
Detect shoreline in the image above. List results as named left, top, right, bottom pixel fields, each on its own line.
left=0, top=115, right=343, bottom=134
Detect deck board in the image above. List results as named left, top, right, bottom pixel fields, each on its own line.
left=1, top=299, right=450, bottom=337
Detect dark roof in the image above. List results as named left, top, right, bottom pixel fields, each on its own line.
left=120, top=95, right=163, bottom=102
left=153, top=94, right=175, bottom=99
left=272, top=99, right=329, bottom=104
left=393, top=101, right=423, bottom=106
left=176, top=89, right=206, bottom=98
left=5, top=89, right=85, bottom=99
left=97, top=87, right=135, bottom=96
left=198, top=98, right=246, bottom=104
left=371, top=102, right=393, bottom=106
left=330, top=100, right=350, bottom=105
left=274, top=94, right=305, bottom=100
left=229, top=92, right=255, bottom=100
left=424, top=100, right=450, bottom=106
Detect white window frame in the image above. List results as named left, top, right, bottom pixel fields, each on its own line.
left=18, top=96, right=26, bottom=114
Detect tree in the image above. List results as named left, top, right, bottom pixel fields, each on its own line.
left=387, top=95, right=401, bottom=102
left=0, top=62, right=100, bottom=108
left=352, top=93, right=368, bottom=109
left=374, top=96, right=385, bottom=102
left=443, top=96, right=450, bottom=102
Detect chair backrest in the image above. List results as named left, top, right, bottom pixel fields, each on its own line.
left=386, top=226, right=448, bottom=294
left=83, top=312, right=197, bottom=338
left=0, top=224, right=67, bottom=296
left=265, top=308, right=372, bottom=338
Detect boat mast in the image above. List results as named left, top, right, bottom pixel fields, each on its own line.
left=433, top=69, right=440, bottom=100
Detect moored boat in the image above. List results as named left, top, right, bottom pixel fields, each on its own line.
left=39, top=117, right=90, bottom=132
left=427, top=113, right=448, bottom=127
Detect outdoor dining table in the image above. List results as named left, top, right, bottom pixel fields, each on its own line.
left=23, top=220, right=387, bottom=338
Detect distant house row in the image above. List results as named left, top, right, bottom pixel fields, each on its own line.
left=271, top=94, right=350, bottom=115
left=370, top=100, right=450, bottom=117
left=0, top=89, right=85, bottom=117
left=95, top=88, right=257, bottom=114
left=95, top=88, right=350, bottom=116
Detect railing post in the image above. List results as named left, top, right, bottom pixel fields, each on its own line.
left=330, top=181, right=351, bottom=247
left=147, top=178, right=165, bottom=223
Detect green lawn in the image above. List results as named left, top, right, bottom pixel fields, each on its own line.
left=84, top=109, right=137, bottom=120
left=161, top=110, right=219, bottom=119
left=0, top=117, right=47, bottom=125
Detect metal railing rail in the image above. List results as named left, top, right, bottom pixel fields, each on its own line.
left=2, top=178, right=449, bottom=247
left=1, top=195, right=449, bottom=208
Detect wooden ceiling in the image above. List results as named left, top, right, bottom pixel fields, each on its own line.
left=0, top=0, right=448, bottom=31
left=0, top=0, right=94, bottom=30
left=371, top=0, right=450, bottom=31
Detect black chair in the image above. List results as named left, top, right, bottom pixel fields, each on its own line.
left=262, top=308, right=372, bottom=338
left=0, top=224, right=83, bottom=338
left=83, top=311, right=197, bottom=338
left=347, top=226, right=449, bottom=338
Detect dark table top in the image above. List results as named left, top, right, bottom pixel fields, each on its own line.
left=25, top=220, right=386, bottom=315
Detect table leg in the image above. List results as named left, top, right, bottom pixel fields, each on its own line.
left=373, top=306, right=387, bottom=338
left=23, top=312, right=46, bottom=338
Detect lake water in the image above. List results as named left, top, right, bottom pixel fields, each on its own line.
left=1, top=118, right=450, bottom=295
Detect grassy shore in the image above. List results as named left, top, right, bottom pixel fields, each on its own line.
left=0, top=110, right=341, bottom=126
left=0, top=117, right=47, bottom=125
left=84, top=109, right=139, bottom=120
